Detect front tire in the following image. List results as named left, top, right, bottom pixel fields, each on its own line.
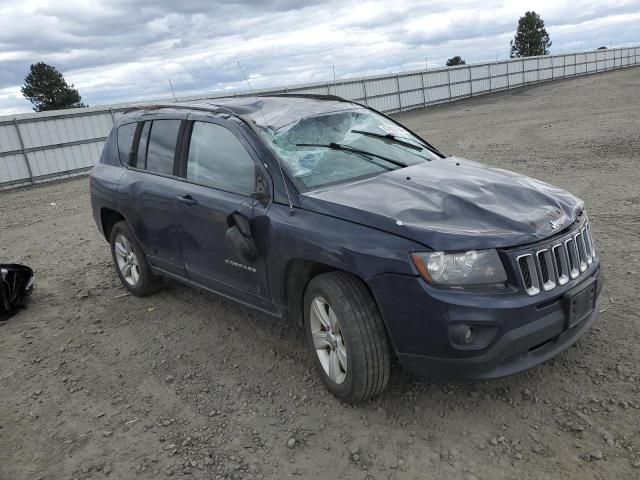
left=304, top=272, right=391, bottom=402
left=109, top=221, right=163, bottom=296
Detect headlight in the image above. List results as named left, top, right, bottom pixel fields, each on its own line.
left=411, top=249, right=507, bottom=286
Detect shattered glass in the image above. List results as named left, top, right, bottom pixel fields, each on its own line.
left=258, top=108, right=438, bottom=190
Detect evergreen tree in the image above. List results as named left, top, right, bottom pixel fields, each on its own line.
left=510, top=11, right=552, bottom=58
left=446, top=56, right=466, bottom=66
left=21, top=62, right=87, bottom=112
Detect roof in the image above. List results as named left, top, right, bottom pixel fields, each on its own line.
left=126, top=95, right=362, bottom=131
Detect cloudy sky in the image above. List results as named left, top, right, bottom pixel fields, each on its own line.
left=0, top=0, right=638, bottom=115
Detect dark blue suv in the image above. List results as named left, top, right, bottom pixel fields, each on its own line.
left=90, top=95, right=602, bottom=402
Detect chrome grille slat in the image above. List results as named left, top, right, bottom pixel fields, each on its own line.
left=517, top=254, right=540, bottom=296
left=536, top=249, right=556, bottom=291
left=584, top=225, right=595, bottom=261
left=565, top=237, right=580, bottom=279
left=516, top=221, right=596, bottom=296
left=575, top=232, right=588, bottom=271
left=552, top=243, right=570, bottom=285
left=580, top=227, right=592, bottom=265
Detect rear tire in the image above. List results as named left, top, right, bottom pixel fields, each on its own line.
left=304, top=271, right=391, bottom=402
left=109, top=221, right=163, bottom=296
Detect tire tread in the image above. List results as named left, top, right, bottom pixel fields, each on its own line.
left=305, top=271, right=390, bottom=402
left=110, top=221, right=164, bottom=296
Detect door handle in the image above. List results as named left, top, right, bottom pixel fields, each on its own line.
left=177, top=194, right=198, bottom=206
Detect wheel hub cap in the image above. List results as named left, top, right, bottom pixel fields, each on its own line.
left=309, top=297, right=347, bottom=384
left=114, top=234, right=140, bottom=287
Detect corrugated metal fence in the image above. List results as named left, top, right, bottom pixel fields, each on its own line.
left=1, top=47, right=638, bottom=189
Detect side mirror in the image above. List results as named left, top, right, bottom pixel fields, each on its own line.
left=230, top=212, right=252, bottom=238
left=225, top=225, right=259, bottom=263
left=226, top=212, right=259, bottom=263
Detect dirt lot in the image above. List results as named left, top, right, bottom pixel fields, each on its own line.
left=1, top=67, right=639, bottom=480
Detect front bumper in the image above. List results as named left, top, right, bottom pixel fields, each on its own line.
left=368, top=263, right=602, bottom=380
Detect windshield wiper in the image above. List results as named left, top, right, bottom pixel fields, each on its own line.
left=295, top=142, right=408, bottom=168
left=350, top=129, right=423, bottom=151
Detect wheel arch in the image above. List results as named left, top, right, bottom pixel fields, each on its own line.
left=283, top=258, right=335, bottom=328
left=100, top=207, right=125, bottom=241
left=282, top=259, right=396, bottom=354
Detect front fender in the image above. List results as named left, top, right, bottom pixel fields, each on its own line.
left=265, top=204, right=423, bottom=306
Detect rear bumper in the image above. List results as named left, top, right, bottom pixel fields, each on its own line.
left=368, top=263, right=602, bottom=380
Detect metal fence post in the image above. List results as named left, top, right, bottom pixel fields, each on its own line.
left=420, top=72, right=427, bottom=106
left=563, top=54, right=566, bottom=78
left=619, top=49, right=622, bottom=68
left=488, top=64, right=493, bottom=92
left=396, top=74, right=402, bottom=112
left=468, top=66, right=473, bottom=97
left=109, top=108, right=116, bottom=125
left=13, top=118, right=35, bottom=185
left=447, top=69, right=452, bottom=101
left=362, top=79, right=368, bottom=106
left=507, top=60, right=511, bottom=89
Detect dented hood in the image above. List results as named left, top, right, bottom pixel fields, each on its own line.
left=300, top=157, right=583, bottom=250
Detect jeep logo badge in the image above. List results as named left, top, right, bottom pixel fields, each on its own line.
left=549, top=215, right=567, bottom=230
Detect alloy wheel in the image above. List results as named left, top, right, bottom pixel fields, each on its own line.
left=114, top=234, right=140, bottom=286
left=309, top=297, right=348, bottom=384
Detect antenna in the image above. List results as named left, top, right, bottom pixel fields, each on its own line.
left=237, top=60, right=295, bottom=215
left=168, top=79, right=177, bottom=102
left=237, top=61, right=267, bottom=126
left=237, top=61, right=255, bottom=93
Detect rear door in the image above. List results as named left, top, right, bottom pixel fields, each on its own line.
left=118, top=114, right=188, bottom=277
left=174, top=116, right=273, bottom=309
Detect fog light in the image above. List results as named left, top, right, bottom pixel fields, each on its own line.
left=451, top=324, right=475, bottom=345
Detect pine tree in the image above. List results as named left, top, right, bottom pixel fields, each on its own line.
left=446, top=56, right=466, bottom=66
left=510, top=11, right=552, bottom=58
left=21, top=62, right=87, bottom=112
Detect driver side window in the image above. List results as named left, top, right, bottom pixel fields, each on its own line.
left=186, top=122, right=256, bottom=194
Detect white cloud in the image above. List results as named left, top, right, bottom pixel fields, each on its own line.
left=0, top=0, right=637, bottom=114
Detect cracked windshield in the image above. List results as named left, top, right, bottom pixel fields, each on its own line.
left=259, top=108, right=439, bottom=190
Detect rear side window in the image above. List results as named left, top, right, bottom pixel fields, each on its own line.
left=146, top=120, right=181, bottom=175
left=186, top=122, right=256, bottom=193
left=136, top=121, right=151, bottom=168
left=117, top=123, right=137, bottom=165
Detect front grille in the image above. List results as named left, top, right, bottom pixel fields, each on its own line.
left=515, top=222, right=596, bottom=296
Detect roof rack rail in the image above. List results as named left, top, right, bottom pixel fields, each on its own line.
left=260, top=93, right=346, bottom=102
left=122, top=103, right=236, bottom=116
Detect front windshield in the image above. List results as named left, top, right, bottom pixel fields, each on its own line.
left=258, top=108, right=439, bottom=191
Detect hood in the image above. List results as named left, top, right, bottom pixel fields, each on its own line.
left=300, top=157, right=583, bottom=251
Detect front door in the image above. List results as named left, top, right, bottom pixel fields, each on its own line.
left=175, top=118, right=272, bottom=308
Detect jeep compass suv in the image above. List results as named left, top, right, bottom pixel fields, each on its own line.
left=90, top=95, right=602, bottom=402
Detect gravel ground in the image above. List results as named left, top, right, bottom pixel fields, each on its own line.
left=1, top=67, right=639, bottom=480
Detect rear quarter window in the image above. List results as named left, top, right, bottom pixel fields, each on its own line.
left=116, top=123, right=137, bottom=165
left=146, top=120, right=181, bottom=175
left=99, top=128, right=120, bottom=166
left=136, top=121, right=151, bottom=168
